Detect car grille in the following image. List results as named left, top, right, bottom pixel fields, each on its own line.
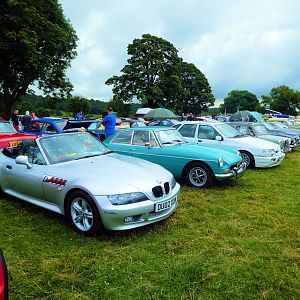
left=229, top=163, right=238, bottom=170
left=164, top=182, right=170, bottom=194
left=152, top=182, right=170, bottom=198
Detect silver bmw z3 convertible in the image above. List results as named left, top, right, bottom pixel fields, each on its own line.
left=0, top=132, right=180, bottom=235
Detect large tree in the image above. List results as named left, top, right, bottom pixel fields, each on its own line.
left=176, top=62, right=214, bottom=114
left=261, top=85, right=300, bottom=115
left=105, top=34, right=182, bottom=108
left=0, top=0, right=78, bottom=119
left=220, top=90, right=259, bottom=114
left=106, top=34, right=214, bottom=112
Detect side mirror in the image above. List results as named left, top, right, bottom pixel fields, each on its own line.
left=145, top=142, right=151, bottom=148
left=15, top=155, right=32, bottom=169
left=215, top=135, right=222, bottom=141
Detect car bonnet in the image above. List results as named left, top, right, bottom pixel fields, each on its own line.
left=229, top=136, right=281, bottom=151
left=46, top=153, right=174, bottom=195
left=162, top=143, right=242, bottom=164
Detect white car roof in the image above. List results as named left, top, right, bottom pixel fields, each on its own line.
left=179, top=121, right=223, bottom=125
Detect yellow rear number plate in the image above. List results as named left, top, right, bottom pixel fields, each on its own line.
left=9, top=141, right=21, bottom=148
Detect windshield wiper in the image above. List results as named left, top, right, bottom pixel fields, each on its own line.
left=161, top=142, right=173, bottom=145
left=232, top=134, right=242, bottom=138
left=75, top=154, right=101, bottom=160
left=103, top=150, right=113, bottom=154
left=173, top=139, right=185, bottom=143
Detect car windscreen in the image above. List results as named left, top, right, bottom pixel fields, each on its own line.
left=0, top=122, right=16, bottom=133
left=39, top=133, right=109, bottom=164
left=274, top=122, right=288, bottom=128
left=264, top=122, right=277, bottom=129
left=215, top=124, right=242, bottom=138
left=155, top=129, right=186, bottom=146
left=253, top=125, right=268, bottom=135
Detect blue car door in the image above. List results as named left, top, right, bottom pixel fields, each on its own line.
left=130, top=130, right=162, bottom=165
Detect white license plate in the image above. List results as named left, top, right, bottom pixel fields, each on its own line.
left=155, top=197, right=177, bottom=212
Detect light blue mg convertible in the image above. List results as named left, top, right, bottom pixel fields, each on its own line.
left=104, top=127, right=247, bottom=188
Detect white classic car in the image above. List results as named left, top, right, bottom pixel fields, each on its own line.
left=173, top=121, right=285, bottom=168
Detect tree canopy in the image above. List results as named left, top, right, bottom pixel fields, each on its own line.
left=220, top=90, right=259, bottom=114
left=106, top=34, right=214, bottom=113
left=177, top=62, right=214, bottom=115
left=261, top=85, right=300, bottom=115
left=0, top=0, right=78, bottom=118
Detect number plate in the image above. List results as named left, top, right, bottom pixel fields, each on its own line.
left=9, top=141, right=21, bottom=148
left=155, top=197, right=177, bottom=212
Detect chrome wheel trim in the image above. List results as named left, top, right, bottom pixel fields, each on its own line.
left=241, top=153, right=251, bottom=167
left=189, top=166, right=208, bottom=187
left=70, top=197, right=94, bottom=232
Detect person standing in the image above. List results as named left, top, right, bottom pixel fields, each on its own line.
left=74, top=110, right=84, bottom=120
left=11, top=109, right=19, bottom=131
left=179, top=112, right=185, bottom=121
left=31, top=112, right=37, bottom=120
left=21, top=111, right=32, bottom=131
left=187, top=112, right=195, bottom=121
left=101, top=107, right=116, bottom=137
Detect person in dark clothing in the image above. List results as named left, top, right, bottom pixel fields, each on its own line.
left=179, top=112, right=185, bottom=121
left=11, top=109, right=19, bottom=131
left=187, top=113, right=195, bottom=121
left=21, top=111, right=32, bottom=131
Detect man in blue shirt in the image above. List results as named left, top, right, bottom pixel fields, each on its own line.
left=75, top=110, right=84, bottom=120
left=102, top=107, right=116, bottom=137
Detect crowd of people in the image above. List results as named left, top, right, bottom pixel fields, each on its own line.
left=10, top=107, right=117, bottom=138
left=10, top=110, right=37, bottom=131
left=179, top=112, right=197, bottom=121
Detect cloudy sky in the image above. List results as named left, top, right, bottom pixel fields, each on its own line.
left=59, top=0, right=300, bottom=106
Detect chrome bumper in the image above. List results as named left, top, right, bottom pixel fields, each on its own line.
left=215, top=162, right=247, bottom=180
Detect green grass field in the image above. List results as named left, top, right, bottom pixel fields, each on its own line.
left=1, top=149, right=300, bottom=299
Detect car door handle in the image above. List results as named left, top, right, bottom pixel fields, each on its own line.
left=198, top=139, right=202, bottom=142
left=6, top=165, right=12, bottom=169
left=129, top=148, right=135, bottom=151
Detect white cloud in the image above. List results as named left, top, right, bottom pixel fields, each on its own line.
left=60, top=0, right=300, bottom=103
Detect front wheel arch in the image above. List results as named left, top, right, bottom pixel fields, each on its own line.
left=64, top=189, right=103, bottom=235
left=182, top=161, right=214, bottom=188
left=239, top=150, right=255, bottom=169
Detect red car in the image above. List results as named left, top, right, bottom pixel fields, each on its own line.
left=0, top=121, right=37, bottom=149
left=0, top=249, right=8, bottom=300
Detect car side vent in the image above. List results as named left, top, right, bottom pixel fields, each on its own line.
left=164, top=182, right=170, bottom=194
left=152, top=186, right=164, bottom=198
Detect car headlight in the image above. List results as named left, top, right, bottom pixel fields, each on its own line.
left=218, top=157, right=224, bottom=167
left=171, top=176, right=176, bottom=189
left=262, top=149, right=276, bottom=156
left=108, top=192, right=149, bottom=205
left=279, top=141, right=284, bottom=150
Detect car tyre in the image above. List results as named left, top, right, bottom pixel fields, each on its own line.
left=240, top=150, right=255, bottom=169
left=184, top=162, right=213, bottom=188
left=66, top=191, right=102, bottom=235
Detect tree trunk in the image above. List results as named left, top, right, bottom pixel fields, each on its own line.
left=3, top=94, right=17, bottom=120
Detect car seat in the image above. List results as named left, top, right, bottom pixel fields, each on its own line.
left=18, top=140, right=36, bottom=156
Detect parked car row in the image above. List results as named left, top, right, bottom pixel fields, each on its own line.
left=173, top=121, right=285, bottom=168
left=0, top=114, right=297, bottom=236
